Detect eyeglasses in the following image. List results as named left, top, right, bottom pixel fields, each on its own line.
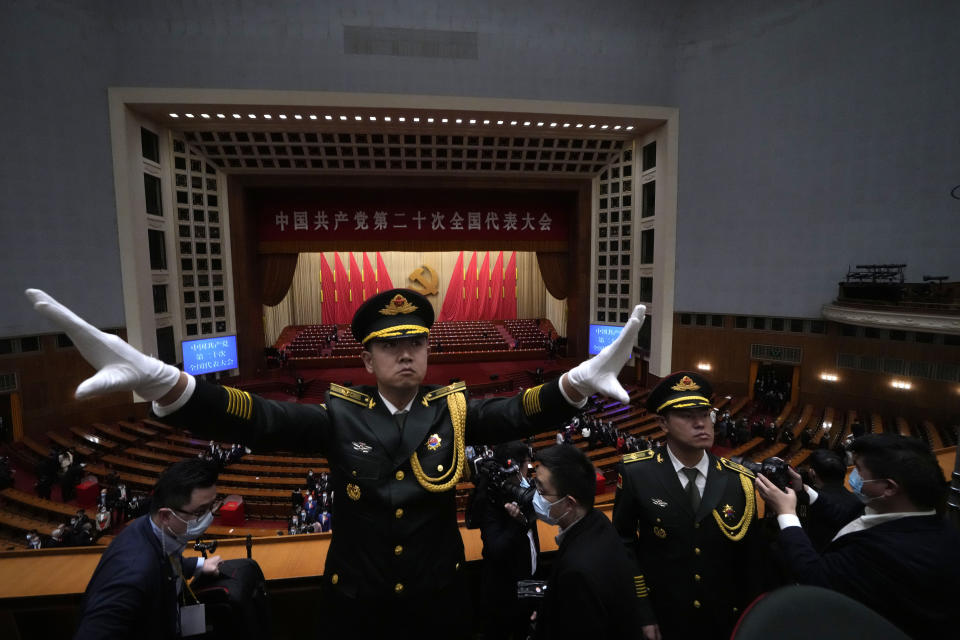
left=173, top=495, right=225, bottom=519
left=533, top=480, right=560, bottom=498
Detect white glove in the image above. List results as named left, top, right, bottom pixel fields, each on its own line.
left=25, top=289, right=181, bottom=401
left=565, top=304, right=646, bottom=404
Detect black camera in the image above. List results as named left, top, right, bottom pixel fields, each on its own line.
left=734, top=455, right=792, bottom=491
left=473, top=456, right=535, bottom=510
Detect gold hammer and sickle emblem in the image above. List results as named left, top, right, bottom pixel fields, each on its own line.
left=408, top=265, right=439, bottom=295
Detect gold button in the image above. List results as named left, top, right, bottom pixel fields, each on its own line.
left=394, top=545, right=403, bottom=556
left=395, top=470, right=405, bottom=481
left=331, top=574, right=339, bottom=585
left=455, top=562, right=460, bottom=570
left=694, top=547, right=701, bottom=555
left=733, top=607, right=739, bottom=613
left=437, top=464, right=444, bottom=472
left=395, top=508, right=404, bottom=519
left=394, top=583, right=404, bottom=594
left=694, top=574, right=701, bottom=582
left=352, top=470, right=357, bottom=477
left=656, top=517, right=662, bottom=523
left=694, top=522, right=700, bottom=529
left=693, top=600, right=701, bottom=608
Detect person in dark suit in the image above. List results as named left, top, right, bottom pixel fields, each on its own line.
left=28, top=287, right=645, bottom=640
left=74, top=459, right=223, bottom=640
left=613, top=371, right=762, bottom=640
left=758, top=433, right=960, bottom=640
left=531, top=444, right=641, bottom=639
left=476, top=441, right=539, bottom=640
left=798, top=449, right=862, bottom=551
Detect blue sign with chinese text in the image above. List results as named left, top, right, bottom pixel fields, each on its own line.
left=182, top=336, right=238, bottom=375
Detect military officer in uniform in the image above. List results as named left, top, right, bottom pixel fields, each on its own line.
left=26, top=287, right=645, bottom=639
left=613, top=371, right=762, bottom=640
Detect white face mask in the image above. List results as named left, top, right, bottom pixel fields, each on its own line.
left=168, top=509, right=214, bottom=544
left=533, top=490, right=568, bottom=526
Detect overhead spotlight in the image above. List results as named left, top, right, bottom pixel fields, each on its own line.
left=263, top=114, right=272, bottom=119
left=455, top=118, right=462, bottom=124
left=523, top=121, right=531, bottom=126
left=413, top=117, right=420, bottom=122
left=600, top=124, right=608, bottom=129
left=279, top=114, right=287, bottom=119
left=427, top=117, right=434, bottom=123
left=185, top=113, right=195, bottom=118
left=294, top=114, right=302, bottom=119
left=200, top=113, right=210, bottom=119
left=626, top=125, right=634, bottom=130
left=339, top=115, right=347, bottom=121
left=483, top=119, right=490, bottom=124
left=441, top=118, right=449, bottom=123
left=613, top=125, right=621, bottom=130
left=384, top=116, right=391, bottom=122
left=536, top=122, right=544, bottom=127
left=562, top=123, right=570, bottom=128
left=575, top=123, right=583, bottom=128
left=510, top=121, right=518, bottom=125
left=469, top=119, right=476, bottom=124
left=398, top=116, right=406, bottom=122
left=354, top=115, right=362, bottom=121
left=369, top=116, right=376, bottom=121
left=549, top=122, right=557, bottom=127
left=696, top=363, right=712, bottom=371
left=169, top=113, right=179, bottom=118
left=232, top=113, right=241, bottom=119
left=496, top=120, right=504, bottom=125
left=216, top=113, right=226, bottom=119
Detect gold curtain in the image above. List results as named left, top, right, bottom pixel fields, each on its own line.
left=264, top=251, right=555, bottom=345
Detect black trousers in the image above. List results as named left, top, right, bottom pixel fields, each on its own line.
left=323, top=577, right=471, bottom=640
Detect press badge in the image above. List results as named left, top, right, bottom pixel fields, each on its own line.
left=180, top=603, right=206, bottom=636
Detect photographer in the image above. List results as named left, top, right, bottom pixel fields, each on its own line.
left=472, top=441, right=539, bottom=640
left=757, top=434, right=960, bottom=639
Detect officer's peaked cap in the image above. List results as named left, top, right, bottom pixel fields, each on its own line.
left=351, top=288, right=434, bottom=345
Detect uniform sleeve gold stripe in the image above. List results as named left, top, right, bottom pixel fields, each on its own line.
left=241, top=390, right=252, bottom=420
left=522, top=385, right=543, bottom=416
left=225, top=387, right=236, bottom=415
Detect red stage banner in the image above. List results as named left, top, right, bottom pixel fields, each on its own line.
left=320, top=253, right=335, bottom=324
left=489, top=251, right=504, bottom=320
left=333, top=253, right=351, bottom=324
left=376, top=252, right=393, bottom=291
left=462, top=252, right=480, bottom=320
left=439, top=251, right=465, bottom=322
left=348, top=253, right=363, bottom=316
left=257, top=188, right=573, bottom=248
left=477, top=252, right=492, bottom=320
left=502, top=252, right=518, bottom=319
left=361, top=253, right=377, bottom=299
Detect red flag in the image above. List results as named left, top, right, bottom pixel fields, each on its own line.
left=362, top=253, right=377, bottom=301
left=376, top=252, right=393, bottom=291
left=462, top=252, right=480, bottom=319
left=348, top=253, right=364, bottom=316
left=333, top=253, right=351, bottom=325
left=488, top=251, right=504, bottom=320
left=476, top=252, right=491, bottom=320
left=439, top=251, right=465, bottom=321
left=502, top=251, right=517, bottom=319
left=320, top=253, right=336, bottom=324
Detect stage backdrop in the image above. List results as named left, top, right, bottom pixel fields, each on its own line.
left=263, top=251, right=566, bottom=345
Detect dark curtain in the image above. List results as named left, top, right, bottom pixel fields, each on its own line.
left=536, top=252, right=569, bottom=300
left=260, top=253, right=299, bottom=306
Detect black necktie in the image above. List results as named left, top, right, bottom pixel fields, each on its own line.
left=394, top=410, right=408, bottom=432
left=682, top=467, right=701, bottom=513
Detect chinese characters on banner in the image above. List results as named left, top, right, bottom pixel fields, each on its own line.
left=256, top=188, right=573, bottom=244
left=183, top=337, right=237, bottom=375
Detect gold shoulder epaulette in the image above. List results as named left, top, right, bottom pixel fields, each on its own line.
left=622, top=450, right=655, bottom=464
left=330, top=383, right=375, bottom=409
left=422, top=380, right=467, bottom=405
left=721, top=457, right=756, bottom=478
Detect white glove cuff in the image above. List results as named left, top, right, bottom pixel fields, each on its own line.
left=152, top=374, right=196, bottom=417
left=558, top=376, right=589, bottom=408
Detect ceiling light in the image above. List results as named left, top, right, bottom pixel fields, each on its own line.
left=613, top=125, right=621, bottom=130
left=413, top=117, right=420, bottom=122
left=384, top=116, right=391, bottom=122
left=369, top=116, right=376, bottom=121
left=626, top=125, right=634, bottom=131
left=562, top=123, right=570, bottom=128
left=510, top=121, right=518, bottom=126
left=247, top=114, right=256, bottom=119
left=200, top=113, right=210, bottom=119
left=263, top=114, right=272, bottom=119
left=339, top=115, right=347, bottom=121
left=496, top=120, right=504, bottom=125
left=536, top=122, right=544, bottom=127
left=398, top=116, right=406, bottom=122
left=549, top=122, right=557, bottom=127
left=455, top=118, right=463, bottom=124
left=523, top=121, right=531, bottom=126
left=313, top=115, right=321, bottom=120
left=294, top=114, right=302, bottom=120
left=216, top=113, right=225, bottom=119
left=697, top=363, right=712, bottom=371
left=588, top=124, right=596, bottom=128
left=427, top=117, right=434, bottom=123
left=279, top=114, right=287, bottom=119
left=354, top=115, right=362, bottom=121
left=185, top=113, right=195, bottom=118
left=469, top=119, right=476, bottom=124
left=820, top=373, right=838, bottom=382
left=232, top=114, right=241, bottom=119
left=169, top=113, right=179, bottom=118
left=600, top=124, right=608, bottom=129
left=441, top=118, right=448, bottom=123
left=483, top=120, right=490, bottom=124
left=575, top=123, right=583, bottom=128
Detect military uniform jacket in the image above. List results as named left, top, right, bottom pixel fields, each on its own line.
left=612, top=449, right=762, bottom=640
left=162, top=378, right=576, bottom=600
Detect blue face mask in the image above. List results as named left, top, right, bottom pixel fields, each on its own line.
left=533, top=490, right=568, bottom=525
left=849, top=468, right=883, bottom=504
left=519, top=475, right=530, bottom=489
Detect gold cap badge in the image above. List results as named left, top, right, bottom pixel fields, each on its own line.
left=671, top=375, right=700, bottom=392
left=379, top=294, right=418, bottom=316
